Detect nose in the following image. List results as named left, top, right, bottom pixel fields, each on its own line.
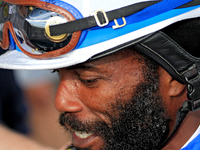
left=55, top=74, right=83, bottom=113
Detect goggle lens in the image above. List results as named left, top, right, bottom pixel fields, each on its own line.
left=0, top=0, right=81, bottom=58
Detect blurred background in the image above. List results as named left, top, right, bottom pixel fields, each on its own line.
left=0, top=47, right=71, bottom=149
left=15, top=69, right=71, bottom=148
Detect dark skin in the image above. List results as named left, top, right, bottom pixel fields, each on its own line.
left=160, top=68, right=200, bottom=149
left=55, top=49, right=200, bottom=150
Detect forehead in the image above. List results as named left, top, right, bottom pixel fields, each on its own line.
left=67, top=49, right=146, bottom=72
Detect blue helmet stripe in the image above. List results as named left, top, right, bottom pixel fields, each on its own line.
left=90, top=0, right=193, bottom=29
left=128, top=0, right=192, bottom=23
left=79, top=5, right=200, bottom=49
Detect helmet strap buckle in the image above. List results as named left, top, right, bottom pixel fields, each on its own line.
left=182, top=64, right=200, bottom=111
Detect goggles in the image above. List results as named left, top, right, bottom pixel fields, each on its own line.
left=0, top=0, right=85, bottom=59
left=0, top=0, right=200, bottom=60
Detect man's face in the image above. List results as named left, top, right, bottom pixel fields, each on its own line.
left=55, top=50, right=170, bottom=150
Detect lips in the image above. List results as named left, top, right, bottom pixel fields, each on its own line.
left=72, top=130, right=102, bottom=148
left=64, top=124, right=95, bottom=139
left=74, top=131, right=94, bottom=139
left=61, top=116, right=104, bottom=149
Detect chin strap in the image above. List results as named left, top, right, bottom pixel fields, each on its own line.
left=182, top=65, right=200, bottom=112
left=160, top=64, right=200, bottom=148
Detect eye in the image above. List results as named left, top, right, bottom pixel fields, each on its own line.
left=81, top=79, right=97, bottom=84
left=78, top=76, right=99, bottom=87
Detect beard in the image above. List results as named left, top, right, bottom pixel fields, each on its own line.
left=59, top=63, right=170, bottom=150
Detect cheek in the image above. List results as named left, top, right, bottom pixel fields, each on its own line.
left=78, top=71, right=143, bottom=114
left=78, top=84, right=116, bottom=114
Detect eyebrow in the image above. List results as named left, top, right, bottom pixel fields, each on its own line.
left=67, top=64, right=98, bottom=70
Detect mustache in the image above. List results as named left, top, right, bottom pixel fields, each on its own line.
left=59, top=113, right=110, bottom=134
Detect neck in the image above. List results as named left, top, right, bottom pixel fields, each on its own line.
left=162, top=110, right=200, bottom=150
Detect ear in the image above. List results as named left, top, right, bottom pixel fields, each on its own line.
left=159, top=67, right=186, bottom=97
left=168, top=78, right=186, bottom=97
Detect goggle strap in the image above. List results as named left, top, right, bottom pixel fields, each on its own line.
left=49, top=0, right=195, bottom=36
left=50, top=1, right=159, bottom=36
